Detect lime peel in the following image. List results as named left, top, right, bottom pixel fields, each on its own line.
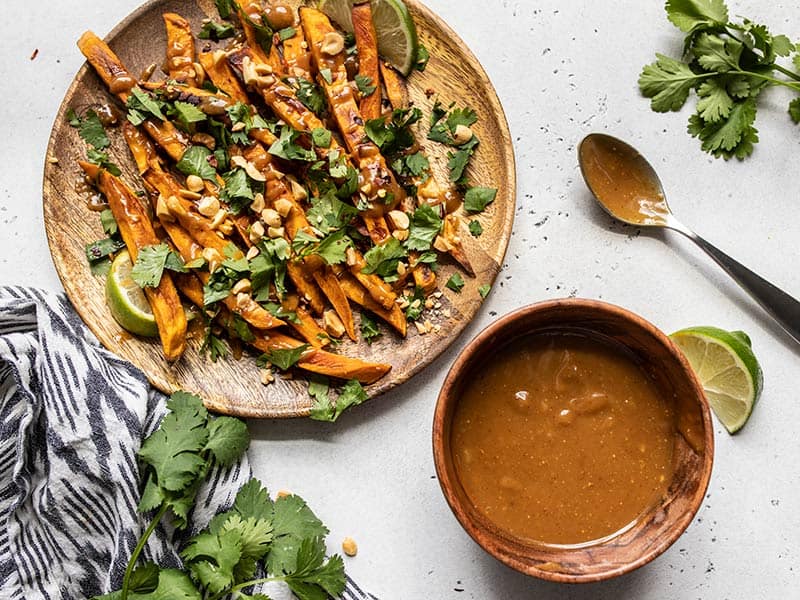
left=670, top=326, right=763, bottom=434
left=106, top=250, right=159, bottom=338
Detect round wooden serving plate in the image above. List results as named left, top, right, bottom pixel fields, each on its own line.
left=43, top=0, right=515, bottom=418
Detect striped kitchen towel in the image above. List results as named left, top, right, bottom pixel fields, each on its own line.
left=0, top=286, right=376, bottom=600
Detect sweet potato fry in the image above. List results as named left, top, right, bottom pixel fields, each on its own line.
left=379, top=61, right=409, bottom=110
left=163, top=13, right=197, bottom=85
left=198, top=50, right=250, bottom=104
left=299, top=7, right=403, bottom=218
left=312, top=267, right=356, bottom=341
left=441, top=213, right=475, bottom=276
left=352, top=3, right=381, bottom=120
left=250, top=331, right=391, bottom=384
left=335, top=270, right=407, bottom=336
left=77, top=31, right=188, bottom=162
left=281, top=24, right=312, bottom=80
left=79, top=161, right=187, bottom=361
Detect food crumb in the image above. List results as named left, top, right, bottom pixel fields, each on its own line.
left=342, top=537, right=358, bottom=556
left=276, top=489, right=291, bottom=498
left=30, top=48, right=39, bottom=60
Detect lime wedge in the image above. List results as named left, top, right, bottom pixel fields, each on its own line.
left=105, top=250, right=158, bottom=337
left=319, top=0, right=420, bottom=75
left=671, top=326, right=763, bottom=434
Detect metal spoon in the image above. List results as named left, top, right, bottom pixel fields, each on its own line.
left=578, top=132, right=800, bottom=345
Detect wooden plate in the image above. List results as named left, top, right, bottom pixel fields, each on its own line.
left=43, top=0, right=516, bottom=418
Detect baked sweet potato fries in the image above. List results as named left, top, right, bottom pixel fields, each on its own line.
left=74, top=0, right=478, bottom=389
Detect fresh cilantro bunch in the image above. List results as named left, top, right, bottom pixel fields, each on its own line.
left=96, top=391, right=345, bottom=600
left=639, top=0, right=800, bottom=159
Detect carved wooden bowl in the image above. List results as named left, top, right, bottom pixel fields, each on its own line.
left=432, top=299, right=714, bottom=583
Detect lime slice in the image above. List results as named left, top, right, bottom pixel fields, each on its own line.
left=319, top=0, right=420, bottom=75
left=105, top=250, right=158, bottom=337
left=671, top=326, right=763, bottom=434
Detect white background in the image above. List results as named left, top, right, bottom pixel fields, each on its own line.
left=2, top=0, right=798, bottom=598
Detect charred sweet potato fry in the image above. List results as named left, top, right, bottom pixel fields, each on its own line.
left=79, top=161, right=187, bottom=361
left=352, top=3, right=381, bottom=121
left=163, top=13, right=197, bottom=85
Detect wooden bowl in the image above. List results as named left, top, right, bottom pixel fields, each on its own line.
left=432, top=298, right=714, bottom=583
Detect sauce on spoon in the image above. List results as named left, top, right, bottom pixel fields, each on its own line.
left=579, top=134, right=670, bottom=225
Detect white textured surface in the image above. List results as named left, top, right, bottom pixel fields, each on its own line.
left=2, top=0, right=799, bottom=598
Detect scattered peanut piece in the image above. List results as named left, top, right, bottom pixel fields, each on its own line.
left=342, top=537, right=358, bottom=557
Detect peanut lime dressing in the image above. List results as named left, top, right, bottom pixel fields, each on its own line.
left=451, top=332, right=677, bottom=545
left=579, top=135, right=670, bottom=225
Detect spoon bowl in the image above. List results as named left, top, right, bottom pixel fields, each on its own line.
left=577, top=133, right=800, bottom=345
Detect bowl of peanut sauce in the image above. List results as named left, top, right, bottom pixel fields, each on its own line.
left=432, top=299, right=714, bottom=583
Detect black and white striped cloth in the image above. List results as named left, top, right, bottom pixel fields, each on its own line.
left=0, top=286, right=376, bottom=600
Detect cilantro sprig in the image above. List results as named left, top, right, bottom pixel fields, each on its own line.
left=94, top=391, right=345, bottom=600
left=639, top=0, right=800, bottom=159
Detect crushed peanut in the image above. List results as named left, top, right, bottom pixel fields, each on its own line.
left=453, top=124, right=474, bottom=145
left=392, top=229, right=409, bottom=241
left=231, top=155, right=266, bottom=182
left=246, top=246, right=260, bottom=260
left=387, top=210, right=410, bottom=230
left=210, top=208, right=227, bottom=230
left=274, top=197, right=294, bottom=217
left=202, top=247, right=222, bottom=272
left=342, top=537, right=358, bottom=557
left=250, top=192, right=266, bottom=214
left=323, top=310, right=346, bottom=338
left=185, top=174, right=204, bottom=193
left=156, top=195, right=175, bottom=222
left=232, top=278, right=252, bottom=295
left=197, top=196, right=220, bottom=217
left=249, top=221, right=265, bottom=242
left=320, top=31, right=344, bottom=55
left=178, top=188, right=202, bottom=200
left=267, top=226, right=285, bottom=239
left=414, top=321, right=428, bottom=335
left=261, top=208, right=282, bottom=228
left=259, top=368, right=274, bottom=385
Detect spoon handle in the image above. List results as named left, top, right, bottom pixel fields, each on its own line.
left=675, top=226, right=800, bottom=344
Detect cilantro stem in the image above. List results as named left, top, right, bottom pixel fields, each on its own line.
left=732, top=69, right=800, bottom=92
left=208, top=576, right=288, bottom=600
left=773, top=64, right=800, bottom=83
left=121, top=503, right=169, bottom=600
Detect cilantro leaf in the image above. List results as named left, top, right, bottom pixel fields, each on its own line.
left=360, top=312, right=382, bottom=344
left=79, top=110, right=111, bottom=149
left=269, top=126, right=316, bottom=162
left=306, top=192, right=357, bottom=233
left=445, top=272, right=465, bottom=293
left=361, top=237, right=407, bottom=277
left=177, top=145, right=218, bottom=181
left=693, top=33, right=742, bottom=73
left=404, top=286, right=426, bottom=321
left=696, top=78, right=734, bottom=122
left=220, top=168, right=255, bottom=213
left=170, top=101, right=207, bottom=130
left=100, top=208, right=118, bottom=236
left=468, top=220, right=483, bottom=237
left=415, top=43, right=430, bottom=71
left=205, top=417, right=249, bottom=466
left=285, top=537, right=345, bottom=598
left=789, top=97, right=800, bottom=123
left=233, top=479, right=275, bottom=522
left=137, top=393, right=209, bottom=493
left=355, top=74, right=376, bottom=97
left=198, top=20, right=235, bottom=41
left=278, top=26, right=297, bottom=41
left=315, top=230, right=352, bottom=265
left=638, top=53, right=709, bottom=112
left=267, top=494, right=329, bottom=574
left=464, top=187, right=497, bottom=213
left=311, top=127, right=331, bottom=148
left=688, top=97, right=759, bottom=159
left=126, top=86, right=166, bottom=125
left=478, top=283, right=491, bottom=298
left=294, top=78, right=326, bottom=116
left=86, top=147, right=122, bottom=175
left=665, top=0, right=728, bottom=34
left=258, top=345, right=309, bottom=371
left=131, top=243, right=186, bottom=288
left=308, top=379, right=368, bottom=423
left=406, top=204, right=442, bottom=251
left=85, top=237, right=124, bottom=263
left=200, top=327, right=229, bottom=361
